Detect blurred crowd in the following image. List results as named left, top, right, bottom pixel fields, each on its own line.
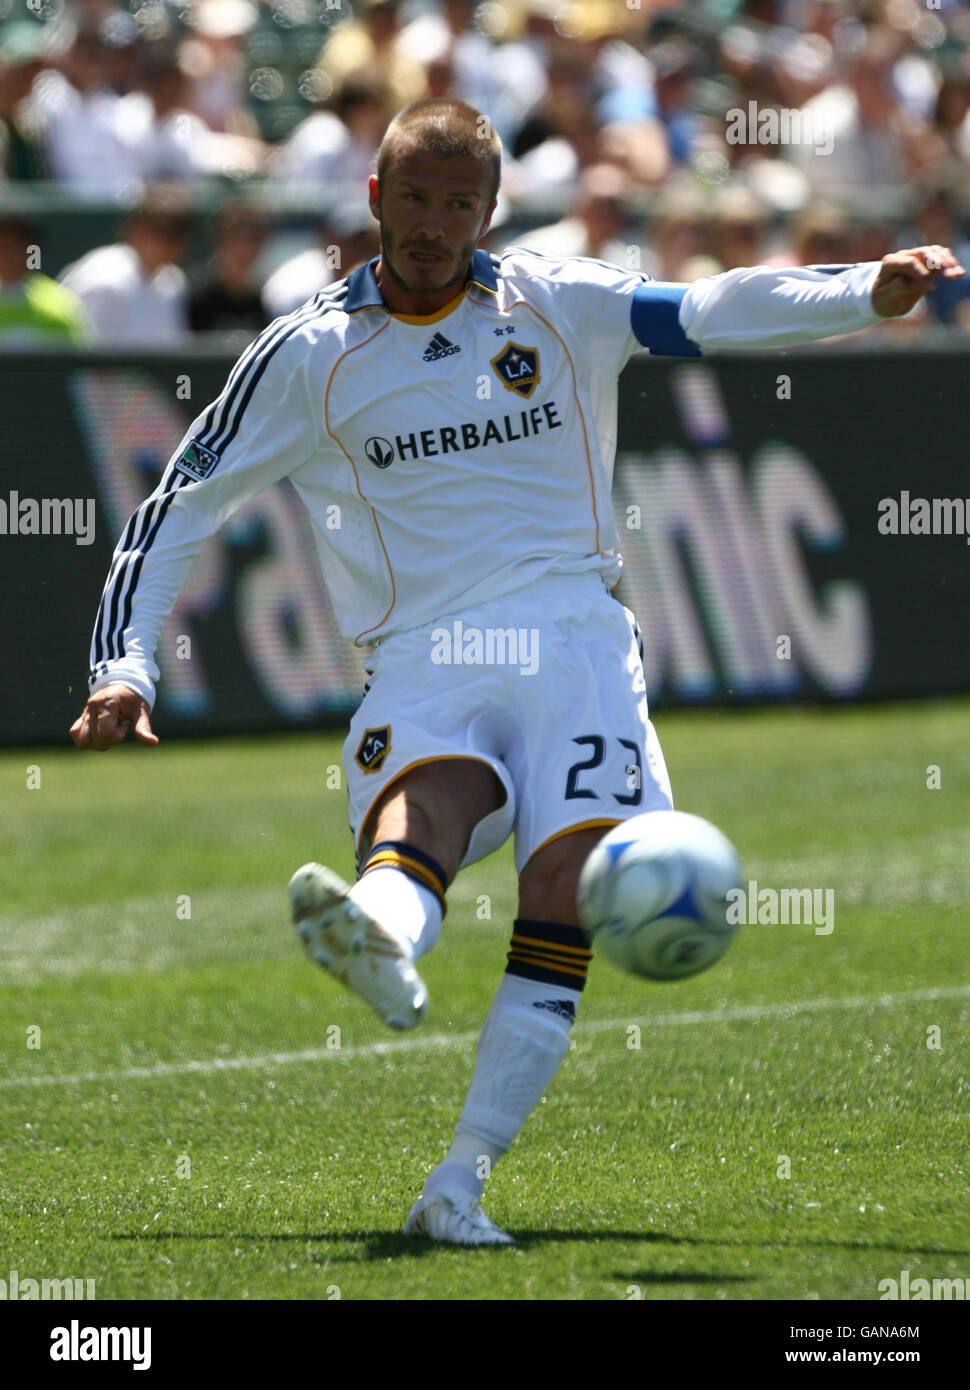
left=1, top=0, right=969, bottom=343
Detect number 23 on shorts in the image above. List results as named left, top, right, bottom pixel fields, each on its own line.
left=564, top=734, right=643, bottom=806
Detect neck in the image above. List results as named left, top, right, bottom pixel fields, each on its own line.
left=375, top=257, right=470, bottom=317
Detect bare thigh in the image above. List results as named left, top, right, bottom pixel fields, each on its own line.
left=360, top=757, right=506, bottom=885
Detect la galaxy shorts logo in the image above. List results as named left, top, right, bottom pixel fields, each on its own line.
left=355, top=725, right=391, bottom=773
left=174, top=439, right=219, bottom=482
left=490, top=343, right=540, bottom=399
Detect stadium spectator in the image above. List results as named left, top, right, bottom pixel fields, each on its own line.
left=789, top=200, right=853, bottom=266
left=188, top=201, right=270, bottom=335
left=59, top=188, right=190, bottom=342
left=117, top=46, right=210, bottom=183
left=510, top=48, right=603, bottom=195
left=575, top=1, right=658, bottom=118
left=785, top=27, right=917, bottom=191
left=98, top=8, right=141, bottom=99
left=24, top=22, right=142, bottom=197
left=262, top=202, right=378, bottom=320
left=718, top=0, right=835, bottom=114
left=575, top=2, right=669, bottom=186
left=269, top=73, right=389, bottom=194
left=711, top=186, right=776, bottom=271
left=924, top=69, right=970, bottom=185
left=642, top=187, right=716, bottom=282
left=0, top=21, right=49, bottom=181
left=515, top=162, right=634, bottom=267
left=0, top=213, right=90, bottom=344
left=180, top=0, right=259, bottom=136
left=900, top=185, right=970, bottom=327
left=650, top=35, right=702, bottom=169
left=314, top=0, right=426, bottom=114
left=423, top=50, right=457, bottom=102
left=396, top=0, right=496, bottom=121
left=464, top=0, right=548, bottom=148
left=853, top=217, right=895, bottom=267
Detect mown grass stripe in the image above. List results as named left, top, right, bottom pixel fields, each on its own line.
left=3, top=982, right=967, bottom=1090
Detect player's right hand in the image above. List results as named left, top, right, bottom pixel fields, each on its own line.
left=69, top=683, right=158, bottom=751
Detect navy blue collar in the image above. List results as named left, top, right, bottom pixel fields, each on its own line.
left=344, top=249, right=499, bottom=312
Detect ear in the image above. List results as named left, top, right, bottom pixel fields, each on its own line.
left=477, top=199, right=497, bottom=245
left=368, top=175, right=381, bottom=221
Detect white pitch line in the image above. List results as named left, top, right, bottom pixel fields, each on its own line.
left=2, top=982, right=968, bottom=1092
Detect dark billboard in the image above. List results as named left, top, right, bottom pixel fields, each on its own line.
left=1, top=346, right=967, bottom=745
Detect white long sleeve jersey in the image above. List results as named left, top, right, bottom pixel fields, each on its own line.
left=88, top=247, right=882, bottom=706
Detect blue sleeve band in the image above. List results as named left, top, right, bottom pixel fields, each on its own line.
left=631, top=283, right=702, bottom=357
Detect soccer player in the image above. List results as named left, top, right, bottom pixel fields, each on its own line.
left=70, top=99, right=963, bottom=1247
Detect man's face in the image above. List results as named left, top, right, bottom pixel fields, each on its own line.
left=369, top=146, right=495, bottom=298
left=0, top=225, right=29, bottom=282
left=130, top=218, right=189, bottom=273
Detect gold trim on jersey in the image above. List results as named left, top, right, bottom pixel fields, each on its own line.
left=323, top=317, right=399, bottom=644
left=391, top=291, right=466, bottom=325
left=355, top=754, right=508, bottom=856
left=526, top=818, right=623, bottom=864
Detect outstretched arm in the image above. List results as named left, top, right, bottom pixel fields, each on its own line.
left=69, top=326, right=319, bottom=749
left=631, top=245, right=966, bottom=357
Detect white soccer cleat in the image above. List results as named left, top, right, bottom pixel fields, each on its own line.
left=403, top=1184, right=515, bottom=1247
left=288, top=862, right=428, bottom=1030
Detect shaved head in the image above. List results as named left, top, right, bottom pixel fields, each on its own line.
left=377, top=98, right=502, bottom=205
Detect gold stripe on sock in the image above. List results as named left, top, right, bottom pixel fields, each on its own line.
left=507, top=949, right=592, bottom=976
left=506, top=950, right=589, bottom=981
left=510, top=934, right=593, bottom=960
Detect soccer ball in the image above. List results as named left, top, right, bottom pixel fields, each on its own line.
left=577, top=811, right=743, bottom=981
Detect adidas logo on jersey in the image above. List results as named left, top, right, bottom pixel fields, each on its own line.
left=422, top=332, right=461, bottom=362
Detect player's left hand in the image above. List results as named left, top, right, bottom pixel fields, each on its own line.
left=871, top=245, right=966, bottom=318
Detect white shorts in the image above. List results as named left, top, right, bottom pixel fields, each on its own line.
left=344, top=570, right=674, bottom=875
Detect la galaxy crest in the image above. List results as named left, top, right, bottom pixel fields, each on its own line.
left=355, top=726, right=391, bottom=774
left=490, top=343, right=540, bottom=399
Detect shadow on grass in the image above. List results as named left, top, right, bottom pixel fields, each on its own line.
left=110, top=1230, right=970, bottom=1262
left=614, top=1270, right=753, bottom=1287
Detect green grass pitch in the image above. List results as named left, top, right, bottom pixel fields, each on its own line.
left=2, top=700, right=968, bottom=1301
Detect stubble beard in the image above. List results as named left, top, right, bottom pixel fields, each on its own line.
left=379, top=221, right=472, bottom=298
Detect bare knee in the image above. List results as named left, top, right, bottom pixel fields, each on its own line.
left=361, top=759, right=504, bottom=884
left=517, top=827, right=608, bottom=925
